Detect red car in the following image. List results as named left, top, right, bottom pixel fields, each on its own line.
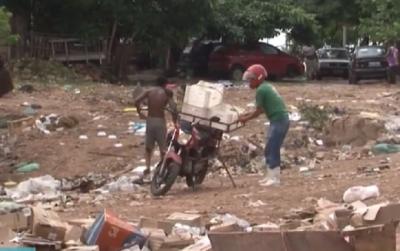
left=208, top=42, right=304, bottom=81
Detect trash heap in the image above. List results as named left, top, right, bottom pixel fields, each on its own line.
left=1, top=191, right=399, bottom=251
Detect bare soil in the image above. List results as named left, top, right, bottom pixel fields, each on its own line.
left=2, top=79, right=400, bottom=225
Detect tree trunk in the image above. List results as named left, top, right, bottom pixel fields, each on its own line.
left=165, top=46, right=171, bottom=72
left=107, top=19, right=118, bottom=64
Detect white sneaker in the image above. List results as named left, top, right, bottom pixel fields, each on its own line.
left=258, top=174, right=269, bottom=183
left=260, top=167, right=281, bottom=187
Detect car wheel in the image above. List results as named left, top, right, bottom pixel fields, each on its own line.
left=286, top=65, right=299, bottom=78
left=349, top=72, right=358, bottom=84
left=230, top=65, right=245, bottom=82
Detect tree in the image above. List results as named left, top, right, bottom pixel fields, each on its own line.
left=358, top=0, right=400, bottom=42
left=0, top=6, right=18, bottom=46
left=292, top=0, right=361, bottom=46
left=207, top=0, right=315, bottom=43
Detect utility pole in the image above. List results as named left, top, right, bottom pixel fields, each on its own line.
left=343, top=25, right=347, bottom=48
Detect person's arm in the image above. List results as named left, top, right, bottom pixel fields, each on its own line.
left=238, top=107, right=263, bottom=123
left=134, top=90, right=149, bottom=119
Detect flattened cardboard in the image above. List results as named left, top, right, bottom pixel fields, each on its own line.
left=210, top=222, right=242, bottom=233
left=209, top=231, right=353, bottom=251
left=0, top=207, right=32, bottom=231
left=63, top=246, right=99, bottom=251
left=0, top=227, right=17, bottom=247
left=343, top=223, right=397, bottom=251
left=361, top=203, right=400, bottom=226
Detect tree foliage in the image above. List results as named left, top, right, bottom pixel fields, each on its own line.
left=207, top=0, right=315, bottom=43
left=0, top=6, right=18, bottom=45
left=358, top=0, right=400, bottom=42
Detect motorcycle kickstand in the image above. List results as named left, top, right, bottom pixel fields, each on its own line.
left=191, top=161, right=195, bottom=191
left=220, top=158, right=237, bottom=188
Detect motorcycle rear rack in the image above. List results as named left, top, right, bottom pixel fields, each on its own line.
left=179, top=112, right=244, bottom=133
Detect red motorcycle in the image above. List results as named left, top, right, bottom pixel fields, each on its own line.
left=151, top=117, right=233, bottom=196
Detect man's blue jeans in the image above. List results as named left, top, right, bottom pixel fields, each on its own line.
left=265, top=116, right=290, bottom=169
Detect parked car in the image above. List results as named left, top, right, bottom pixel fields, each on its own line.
left=208, top=42, right=304, bottom=81
left=316, top=48, right=350, bottom=79
left=349, top=46, right=388, bottom=84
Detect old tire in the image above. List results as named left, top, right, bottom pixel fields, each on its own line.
left=151, top=161, right=180, bottom=196
left=230, top=65, right=245, bottom=82
left=185, top=162, right=208, bottom=187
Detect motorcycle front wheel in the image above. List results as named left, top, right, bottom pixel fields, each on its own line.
left=151, top=161, right=180, bottom=196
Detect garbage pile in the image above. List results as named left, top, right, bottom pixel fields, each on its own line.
left=1, top=187, right=399, bottom=251
left=36, top=114, right=79, bottom=134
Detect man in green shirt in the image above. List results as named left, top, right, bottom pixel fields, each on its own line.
left=239, top=64, right=289, bottom=186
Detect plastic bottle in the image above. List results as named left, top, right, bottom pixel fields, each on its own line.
left=372, top=143, right=400, bottom=154
left=16, top=163, right=40, bottom=173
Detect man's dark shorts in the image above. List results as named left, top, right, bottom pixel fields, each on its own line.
left=145, top=117, right=167, bottom=152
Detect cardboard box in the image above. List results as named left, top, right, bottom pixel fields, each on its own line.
left=139, top=217, right=175, bottom=235
left=84, top=209, right=147, bottom=251
left=141, top=228, right=166, bottom=251
left=31, top=206, right=69, bottom=241
left=166, top=213, right=203, bottom=228
left=0, top=207, right=32, bottom=231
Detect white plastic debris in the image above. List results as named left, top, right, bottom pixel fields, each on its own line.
left=289, top=112, right=301, bottom=121
left=114, top=143, right=123, bottom=148
left=343, top=185, right=380, bottom=203
left=97, top=131, right=107, bottom=137
left=210, top=213, right=250, bottom=229
left=131, top=166, right=147, bottom=178
left=248, top=200, right=267, bottom=207
left=79, top=135, right=88, bottom=140
left=299, top=167, right=310, bottom=173
left=5, top=175, right=61, bottom=202
left=108, top=135, right=117, bottom=139
left=100, top=176, right=140, bottom=193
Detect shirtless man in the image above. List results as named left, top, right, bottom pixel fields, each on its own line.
left=135, top=77, right=178, bottom=176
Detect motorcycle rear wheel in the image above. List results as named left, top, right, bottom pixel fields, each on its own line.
left=186, top=162, right=208, bottom=187
left=151, top=161, right=180, bottom=196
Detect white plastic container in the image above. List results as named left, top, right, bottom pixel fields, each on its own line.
left=210, top=104, right=241, bottom=124
left=183, top=81, right=224, bottom=108
left=181, top=103, right=212, bottom=119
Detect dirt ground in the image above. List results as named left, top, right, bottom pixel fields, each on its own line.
left=2, top=79, right=400, bottom=225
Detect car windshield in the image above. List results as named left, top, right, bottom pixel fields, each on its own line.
left=356, top=47, right=385, bottom=58
left=319, top=49, right=348, bottom=59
